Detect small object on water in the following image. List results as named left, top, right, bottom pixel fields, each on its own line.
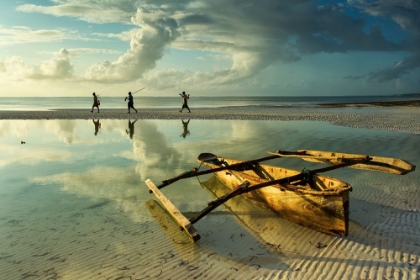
left=21, top=141, right=25, bottom=144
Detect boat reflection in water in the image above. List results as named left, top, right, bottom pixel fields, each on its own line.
left=197, top=175, right=335, bottom=254
left=145, top=199, right=201, bottom=262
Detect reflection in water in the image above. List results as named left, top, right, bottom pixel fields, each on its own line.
left=198, top=176, right=340, bottom=258
left=145, top=199, right=200, bottom=261
left=126, top=119, right=137, bottom=139
left=199, top=176, right=294, bottom=246
left=180, top=119, right=190, bottom=138
left=1, top=119, right=420, bottom=279
left=92, top=119, right=101, bottom=136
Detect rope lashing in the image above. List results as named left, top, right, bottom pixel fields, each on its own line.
left=302, top=167, right=311, bottom=183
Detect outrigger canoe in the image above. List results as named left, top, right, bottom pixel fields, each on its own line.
left=145, top=149, right=415, bottom=242
left=199, top=156, right=352, bottom=236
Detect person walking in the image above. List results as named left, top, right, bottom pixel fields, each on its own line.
left=91, top=92, right=100, bottom=113
left=179, top=91, right=191, bottom=113
left=125, top=92, right=137, bottom=113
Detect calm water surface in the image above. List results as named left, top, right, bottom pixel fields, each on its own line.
left=0, top=119, right=419, bottom=279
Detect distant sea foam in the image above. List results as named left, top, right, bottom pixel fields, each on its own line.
left=0, top=95, right=418, bottom=111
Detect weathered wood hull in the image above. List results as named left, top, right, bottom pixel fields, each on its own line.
left=201, top=157, right=352, bottom=236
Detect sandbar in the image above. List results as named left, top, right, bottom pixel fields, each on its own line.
left=1, top=100, right=419, bottom=134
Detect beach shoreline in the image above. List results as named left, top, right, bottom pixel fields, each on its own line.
left=1, top=100, right=419, bottom=135
left=315, top=99, right=420, bottom=107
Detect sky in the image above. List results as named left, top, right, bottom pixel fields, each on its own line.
left=0, top=0, right=419, bottom=97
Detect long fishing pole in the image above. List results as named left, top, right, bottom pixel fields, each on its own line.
left=132, top=88, right=145, bottom=94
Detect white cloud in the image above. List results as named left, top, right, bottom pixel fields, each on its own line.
left=16, top=0, right=136, bottom=24
left=0, top=54, right=77, bottom=83
left=0, top=26, right=68, bottom=46
left=5, top=0, right=420, bottom=93
left=26, top=48, right=74, bottom=80
left=92, top=28, right=141, bottom=41
left=66, top=48, right=123, bottom=55
left=0, top=48, right=129, bottom=82
left=0, top=56, right=28, bottom=80
left=84, top=8, right=180, bottom=82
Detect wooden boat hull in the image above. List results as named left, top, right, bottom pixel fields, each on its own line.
left=200, top=157, right=352, bottom=236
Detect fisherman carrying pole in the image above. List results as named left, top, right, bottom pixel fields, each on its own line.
left=179, top=91, right=191, bottom=113
left=124, top=88, right=145, bottom=113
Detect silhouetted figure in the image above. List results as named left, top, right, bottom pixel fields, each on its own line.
left=93, top=119, right=101, bottom=136
left=91, top=92, right=100, bottom=113
left=125, top=92, right=137, bottom=113
left=180, top=119, right=190, bottom=138
left=126, top=119, right=137, bottom=139
left=179, top=91, right=191, bottom=113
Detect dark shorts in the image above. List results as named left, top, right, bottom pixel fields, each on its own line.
left=182, top=104, right=189, bottom=109
left=128, top=102, right=134, bottom=108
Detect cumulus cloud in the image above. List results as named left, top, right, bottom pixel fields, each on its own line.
left=132, top=0, right=415, bottom=87
left=0, top=48, right=74, bottom=80
left=0, top=56, right=29, bottom=80
left=27, top=48, right=74, bottom=80
left=11, top=0, right=420, bottom=87
left=84, top=8, right=180, bottom=82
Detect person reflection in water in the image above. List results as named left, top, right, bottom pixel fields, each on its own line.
left=93, top=119, right=101, bottom=136
left=180, top=119, right=190, bottom=138
left=126, top=119, right=137, bottom=139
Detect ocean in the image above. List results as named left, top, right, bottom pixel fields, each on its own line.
left=0, top=94, right=418, bottom=111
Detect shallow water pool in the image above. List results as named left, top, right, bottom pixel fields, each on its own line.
left=0, top=119, right=419, bottom=279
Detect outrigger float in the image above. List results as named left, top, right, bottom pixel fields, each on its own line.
left=145, top=149, right=415, bottom=242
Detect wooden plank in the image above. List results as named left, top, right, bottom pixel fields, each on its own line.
left=145, top=179, right=200, bottom=242
left=298, top=150, right=416, bottom=175
left=268, top=150, right=416, bottom=175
